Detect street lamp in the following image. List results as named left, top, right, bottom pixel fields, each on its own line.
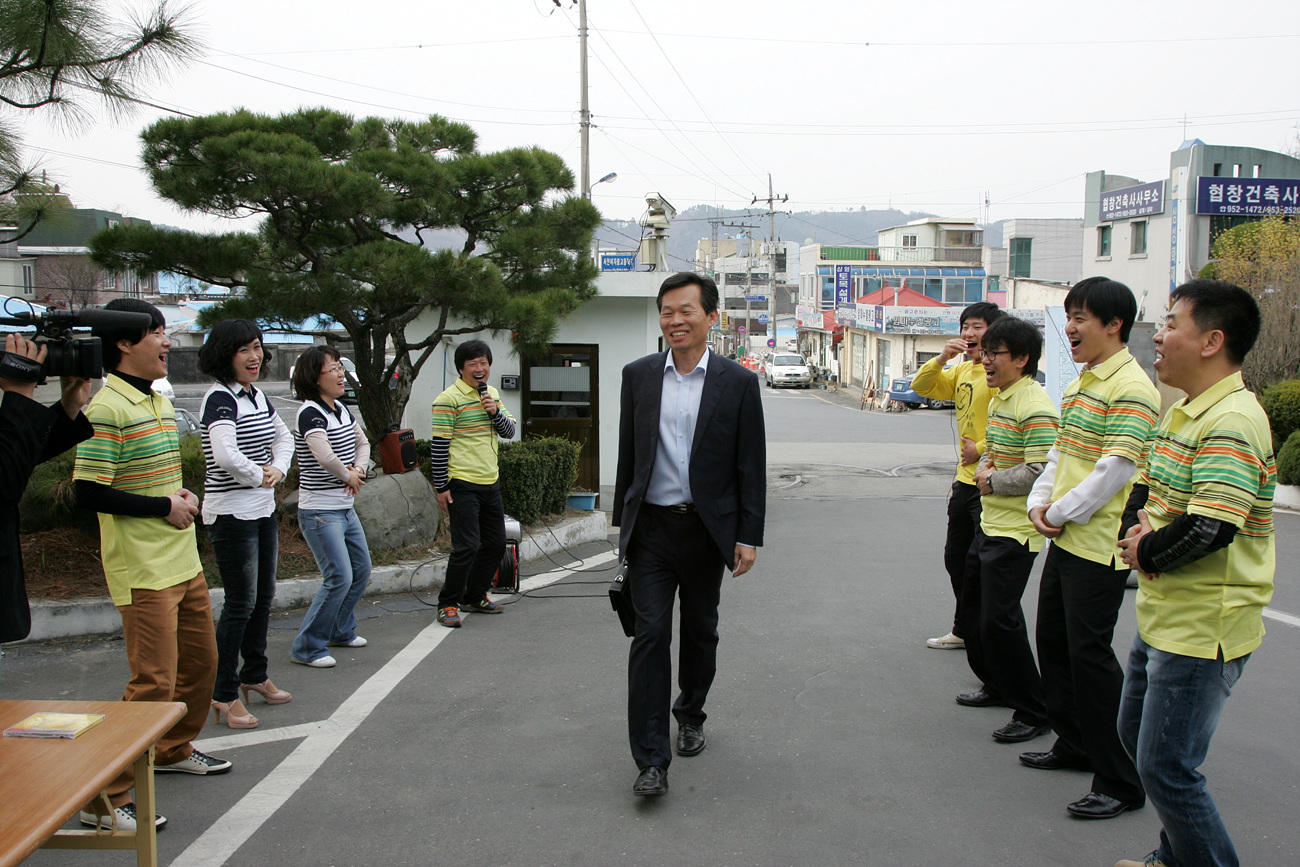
left=588, top=171, right=617, bottom=199
left=589, top=171, right=617, bottom=265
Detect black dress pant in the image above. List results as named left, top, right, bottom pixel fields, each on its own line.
left=626, top=504, right=727, bottom=771
left=958, top=532, right=1047, bottom=726
left=437, top=479, right=506, bottom=608
left=944, top=481, right=982, bottom=636
left=1036, top=544, right=1144, bottom=803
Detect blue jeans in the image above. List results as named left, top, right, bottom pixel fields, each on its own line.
left=1118, top=634, right=1249, bottom=867
left=209, top=514, right=279, bottom=701
left=292, top=508, right=371, bottom=663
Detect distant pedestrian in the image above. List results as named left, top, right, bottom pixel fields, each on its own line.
left=1025, top=277, right=1159, bottom=820
left=1114, top=280, right=1275, bottom=867
left=911, top=301, right=1005, bottom=655
left=198, top=319, right=294, bottom=727
left=289, top=346, right=372, bottom=668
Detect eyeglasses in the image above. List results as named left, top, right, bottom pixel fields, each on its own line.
left=978, top=349, right=1010, bottom=361
left=323, top=364, right=346, bottom=374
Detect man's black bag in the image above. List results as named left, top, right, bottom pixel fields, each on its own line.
left=609, top=560, right=635, bottom=637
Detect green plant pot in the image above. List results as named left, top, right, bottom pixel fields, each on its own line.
left=567, top=492, right=597, bottom=510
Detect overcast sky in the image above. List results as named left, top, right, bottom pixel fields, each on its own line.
left=12, top=0, right=1299, bottom=239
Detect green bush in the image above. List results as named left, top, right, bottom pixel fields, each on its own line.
left=414, top=436, right=580, bottom=525
left=1261, top=378, right=1300, bottom=453
left=1277, top=430, right=1300, bottom=486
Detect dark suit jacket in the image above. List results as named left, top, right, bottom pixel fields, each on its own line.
left=612, top=350, right=766, bottom=567
left=1, top=391, right=94, bottom=642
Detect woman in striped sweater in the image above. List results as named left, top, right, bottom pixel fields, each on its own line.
left=289, top=346, right=372, bottom=669
left=199, top=319, right=294, bottom=729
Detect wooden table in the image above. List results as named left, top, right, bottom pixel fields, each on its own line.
left=0, top=699, right=185, bottom=867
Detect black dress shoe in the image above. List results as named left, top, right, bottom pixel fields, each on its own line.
left=677, top=723, right=706, bottom=757
left=1019, top=749, right=1092, bottom=771
left=955, top=688, right=1006, bottom=708
left=991, top=720, right=1051, bottom=743
left=1066, top=791, right=1143, bottom=819
left=632, top=766, right=668, bottom=797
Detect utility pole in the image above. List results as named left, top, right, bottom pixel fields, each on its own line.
left=750, top=175, right=789, bottom=342
left=578, top=0, right=590, bottom=199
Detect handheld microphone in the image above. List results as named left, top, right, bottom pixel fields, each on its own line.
left=477, top=382, right=488, bottom=396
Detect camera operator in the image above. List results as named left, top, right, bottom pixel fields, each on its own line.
left=0, top=333, right=93, bottom=681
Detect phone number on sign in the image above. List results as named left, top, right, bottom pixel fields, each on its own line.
left=1209, top=205, right=1300, bottom=215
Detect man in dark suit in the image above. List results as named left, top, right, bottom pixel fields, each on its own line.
left=613, top=271, right=766, bottom=798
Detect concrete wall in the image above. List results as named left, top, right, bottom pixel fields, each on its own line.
left=1001, top=218, right=1083, bottom=284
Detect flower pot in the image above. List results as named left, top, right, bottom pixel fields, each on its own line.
left=567, top=492, right=598, bottom=510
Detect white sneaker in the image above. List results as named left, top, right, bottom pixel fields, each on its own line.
left=155, top=748, right=233, bottom=775
left=291, top=654, right=337, bottom=668
left=926, top=631, right=966, bottom=650
left=80, top=802, right=167, bottom=831
left=329, top=635, right=367, bottom=648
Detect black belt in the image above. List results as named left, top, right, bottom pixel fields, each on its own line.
left=648, top=502, right=696, bottom=515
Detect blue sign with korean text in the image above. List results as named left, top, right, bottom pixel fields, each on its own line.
left=1196, top=177, right=1300, bottom=216
left=600, top=253, right=636, bottom=271
left=834, top=265, right=852, bottom=306
left=1099, top=180, right=1165, bottom=222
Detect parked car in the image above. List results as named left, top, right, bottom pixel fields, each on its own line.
left=765, top=353, right=812, bottom=389
left=175, top=407, right=201, bottom=438
left=889, top=372, right=953, bottom=410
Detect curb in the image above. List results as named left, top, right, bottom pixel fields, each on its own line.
left=22, top=511, right=610, bottom=645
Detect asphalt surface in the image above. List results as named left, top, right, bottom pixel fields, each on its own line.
left=5, top=379, right=1299, bottom=867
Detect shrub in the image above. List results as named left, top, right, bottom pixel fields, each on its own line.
left=1277, top=430, right=1300, bottom=486
left=1261, top=378, right=1300, bottom=453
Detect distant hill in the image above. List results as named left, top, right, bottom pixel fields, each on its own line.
left=594, top=205, right=938, bottom=270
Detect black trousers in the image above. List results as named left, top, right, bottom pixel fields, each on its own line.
left=944, top=481, right=983, bottom=636
left=437, top=479, right=506, bottom=608
left=1036, top=544, right=1144, bottom=803
left=626, top=504, right=726, bottom=771
left=958, top=532, right=1048, bottom=727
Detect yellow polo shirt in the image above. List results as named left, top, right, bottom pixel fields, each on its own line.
left=73, top=375, right=202, bottom=606
left=1050, top=348, right=1160, bottom=568
left=911, top=356, right=995, bottom=486
left=1135, top=371, right=1275, bottom=661
left=431, top=378, right=512, bottom=485
left=980, top=376, right=1059, bottom=551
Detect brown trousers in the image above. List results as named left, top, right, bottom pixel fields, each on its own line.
left=100, top=573, right=217, bottom=807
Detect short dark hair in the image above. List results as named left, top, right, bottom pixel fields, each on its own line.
left=982, top=316, right=1043, bottom=378
left=95, top=298, right=166, bottom=371
left=960, top=301, right=1004, bottom=328
left=657, top=271, right=719, bottom=315
left=1064, top=276, right=1138, bottom=342
left=1169, top=278, right=1261, bottom=365
left=198, top=318, right=272, bottom=383
left=454, top=339, right=493, bottom=372
left=292, top=345, right=340, bottom=402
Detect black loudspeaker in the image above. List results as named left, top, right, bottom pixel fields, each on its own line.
left=379, top=428, right=417, bottom=474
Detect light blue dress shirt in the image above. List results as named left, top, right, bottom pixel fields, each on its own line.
left=645, top=349, right=709, bottom=507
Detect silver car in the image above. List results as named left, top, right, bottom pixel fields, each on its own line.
left=765, top=353, right=812, bottom=389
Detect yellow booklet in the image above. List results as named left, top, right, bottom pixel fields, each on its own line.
left=3, top=712, right=106, bottom=739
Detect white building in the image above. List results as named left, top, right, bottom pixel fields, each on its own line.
left=986, top=218, right=1084, bottom=286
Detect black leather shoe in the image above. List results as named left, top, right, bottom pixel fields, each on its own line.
left=955, top=688, right=1006, bottom=708
left=1066, top=791, right=1143, bottom=819
left=677, top=723, right=706, bottom=757
left=632, top=766, right=668, bottom=797
left=1019, top=749, right=1092, bottom=771
left=991, top=720, right=1050, bottom=743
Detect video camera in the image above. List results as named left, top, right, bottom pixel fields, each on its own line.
left=0, top=302, right=152, bottom=383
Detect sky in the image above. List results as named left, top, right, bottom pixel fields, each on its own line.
left=10, top=0, right=1300, bottom=239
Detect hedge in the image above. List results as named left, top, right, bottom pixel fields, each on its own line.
left=1277, top=430, right=1300, bottom=487
left=1261, top=378, right=1300, bottom=453
left=415, top=435, right=581, bottom=525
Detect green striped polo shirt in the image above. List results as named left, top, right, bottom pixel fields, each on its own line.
left=981, top=376, right=1059, bottom=550
left=1049, top=348, right=1160, bottom=567
left=431, top=378, right=513, bottom=485
left=1136, top=371, right=1275, bottom=660
left=73, top=374, right=201, bottom=605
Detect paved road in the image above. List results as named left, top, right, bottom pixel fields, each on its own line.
left=5, top=382, right=1298, bottom=866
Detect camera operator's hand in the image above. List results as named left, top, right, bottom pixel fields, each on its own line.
left=59, top=376, right=91, bottom=419
left=166, top=492, right=199, bottom=529
left=0, top=334, right=46, bottom=399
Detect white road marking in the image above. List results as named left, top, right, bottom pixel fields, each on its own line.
left=1264, top=608, right=1300, bottom=629
left=174, top=552, right=616, bottom=866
